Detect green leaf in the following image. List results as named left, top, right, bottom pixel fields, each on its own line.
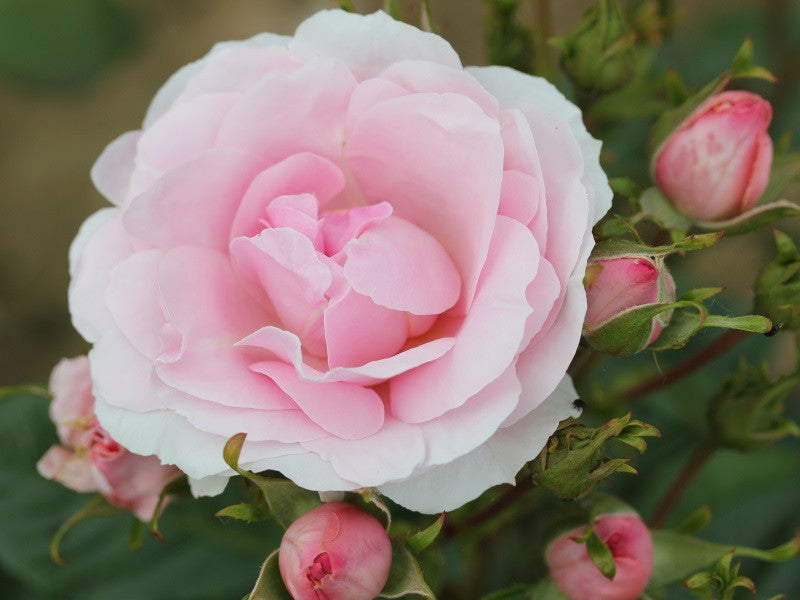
left=215, top=503, right=271, bottom=523
left=649, top=530, right=734, bottom=588
left=407, top=514, right=445, bottom=554
left=695, top=199, right=800, bottom=236
left=223, top=433, right=321, bottom=530
left=680, top=288, right=724, bottom=303
left=50, top=495, right=122, bottom=565
left=638, top=187, right=691, bottom=233
left=246, top=550, right=293, bottom=600
left=379, top=543, right=435, bottom=599
left=703, top=314, right=773, bottom=333
left=676, top=506, right=712, bottom=534
left=608, top=177, right=641, bottom=198
left=383, top=0, right=402, bottom=19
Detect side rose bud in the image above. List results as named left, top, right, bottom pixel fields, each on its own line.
left=754, top=230, right=800, bottom=331
left=551, top=0, right=636, bottom=94
left=583, top=256, right=676, bottom=354
left=546, top=512, right=654, bottom=600
left=278, top=502, right=392, bottom=600
left=654, top=90, right=773, bottom=221
left=36, top=357, right=181, bottom=521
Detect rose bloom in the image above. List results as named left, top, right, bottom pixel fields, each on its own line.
left=654, top=90, right=773, bottom=222
left=278, top=502, right=392, bottom=600
left=37, top=357, right=181, bottom=522
left=546, top=513, right=654, bottom=600
left=70, top=10, right=611, bottom=512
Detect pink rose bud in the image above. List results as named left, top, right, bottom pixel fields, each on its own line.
left=546, top=513, right=654, bottom=600
left=584, top=256, right=676, bottom=346
left=654, top=90, right=773, bottom=221
left=279, top=502, right=392, bottom=600
left=37, top=357, right=181, bottom=522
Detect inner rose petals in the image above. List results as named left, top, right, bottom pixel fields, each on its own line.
left=231, top=228, right=331, bottom=357
left=253, top=361, right=385, bottom=440
left=343, top=215, right=461, bottom=315
left=345, top=91, right=504, bottom=315
left=390, top=216, right=540, bottom=423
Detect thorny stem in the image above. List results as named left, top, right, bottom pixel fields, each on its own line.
left=649, top=443, right=715, bottom=528
left=617, top=329, right=749, bottom=402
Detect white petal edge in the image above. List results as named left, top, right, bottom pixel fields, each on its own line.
left=377, top=375, right=580, bottom=513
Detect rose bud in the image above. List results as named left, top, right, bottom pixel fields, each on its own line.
left=37, top=357, right=181, bottom=521
left=653, top=90, right=773, bottom=222
left=755, top=230, right=800, bottom=331
left=278, top=502, right=392, bottom=600
left=583, top=256, right=676, bottom=355
left=546, top=512, right=654, bottom=600
left=708, top=357, right=800, bottom=452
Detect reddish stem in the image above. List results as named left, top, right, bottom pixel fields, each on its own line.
left=618, top=329, right=749, bottom=402
left=649, top=443, right=715, bottom=528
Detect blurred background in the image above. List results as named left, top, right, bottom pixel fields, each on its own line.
left=0, top=1, right=798, bottom=598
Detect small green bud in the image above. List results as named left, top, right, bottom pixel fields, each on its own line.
left=551, top=0, right=636, bottom=94
left=708, top=358, right=800, bottom=452
left=531, top=413, right=659, bottom=499
left=755, top=230, right=800, bottom=331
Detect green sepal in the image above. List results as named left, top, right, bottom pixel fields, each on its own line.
left=531, top=414, right=659, bottom=499
left=648, top=38, right=775, bottom=161
left=703, top=314, right=772, bottom=333
left=590, top=232, right=721, bottom=261
left=675, top=506, right=712, bottom=535
left=574, top=526, right=616, bottom=579
left=128, top=518, right=145, bottom=551
left=407, top=514, right=445, bottom=554
left=215, top=503, right=271, bottom=523
left=420, top=0, right=439, bottom=34
left=360, top=488, right=392, bottom=531
left=0, top=383, right=50, bottom=401
left=147, top=476, right=191, bottom=542
left=246, top=550, right=292, bottom=600
left=50, top=494, right=122, bottom=565
left=223, top=433, right=321, bottom=530
left=383, top=0, right=403, bottom=20
left=694, top=199, right=800, bottom=235
left=379, top=542, right=435, bottom=599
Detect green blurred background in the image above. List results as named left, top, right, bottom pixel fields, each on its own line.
left=0, top=0, right=798, bottom=598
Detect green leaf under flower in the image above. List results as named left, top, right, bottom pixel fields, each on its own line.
left=223, top=433, right=321, bottom=530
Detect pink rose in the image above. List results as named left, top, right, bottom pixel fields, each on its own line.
left=70, top=10, right=611, bottom=512
left=654, top=90, right=773, bottom=221
left=37, top=357, right=181, bottom=522
left=584, top=256, right=676, bottom=346
left=278, top=502, right=392, bottom=600
left=546, top=513, right=654, bottom=600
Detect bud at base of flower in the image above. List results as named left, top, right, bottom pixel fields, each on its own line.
left=654, top=91, right=773, bottom=222
left=279, top=502, right=392, bottom=600
left=546, top=513, right=654, bottom=600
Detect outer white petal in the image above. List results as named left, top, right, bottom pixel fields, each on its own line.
left=290, top=10, right=460, bottom=79
left=466, top=66, right=612, bottom=225
left=377, top=376, right=580, bottom=513
left=143, top=33, right=291, bottom=128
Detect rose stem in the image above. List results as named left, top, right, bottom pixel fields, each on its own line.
left=617, top=329, right=749, bottom=402
left=533, top=0, right=556, bottom=80
left=648, top=443, right=716, bottom=528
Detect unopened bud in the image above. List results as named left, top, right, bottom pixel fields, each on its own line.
left=279, top=502, right=392, bottom=600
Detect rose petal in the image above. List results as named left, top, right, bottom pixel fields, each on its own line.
left=390, top=216, right=539, bottom=423
left=91, top=131, right=141, bottom=206
left=346, top=91, right=504, bottom=313
left=343, top=216, right=461, bottom=315
left=252, top=361, right=385, bottom=440
left=378, top=376, right=579, bottom=513
left=290, top=10, right=461, bottom=79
